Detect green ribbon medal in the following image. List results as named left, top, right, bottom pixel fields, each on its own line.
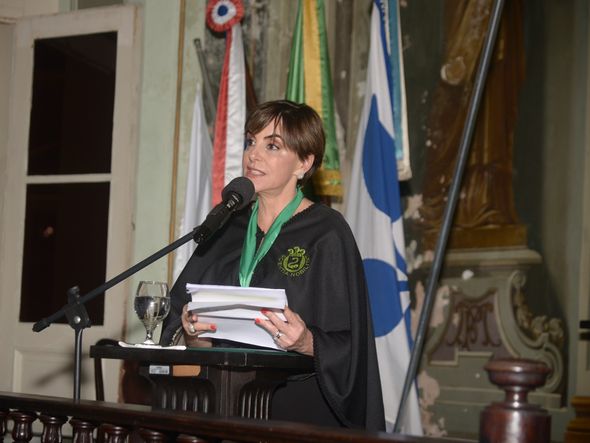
left=239, top=189, right=304, bottom=287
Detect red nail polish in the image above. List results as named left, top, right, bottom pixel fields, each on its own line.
left=255, top=318, right=261, bottom=324
left=261, top=309, right=268, bottom=314
left=210, top=325, right=217, bottom=331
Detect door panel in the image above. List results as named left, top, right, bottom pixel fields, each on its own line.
left=0, top=5, right=141, bottom=401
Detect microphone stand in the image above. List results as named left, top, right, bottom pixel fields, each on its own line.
left=32, top=227, right=200, bottom=401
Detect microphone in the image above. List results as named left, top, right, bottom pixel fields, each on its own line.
left=193, top=177, right=255, bottom=244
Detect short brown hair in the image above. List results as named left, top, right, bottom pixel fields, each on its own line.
left=244, top=100, right=325, bottom=185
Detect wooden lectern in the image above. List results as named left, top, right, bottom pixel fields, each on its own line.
left=90, top=343, right=314, bottom=420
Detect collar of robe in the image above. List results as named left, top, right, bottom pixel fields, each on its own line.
left=239, top=188, right=304, bottom=287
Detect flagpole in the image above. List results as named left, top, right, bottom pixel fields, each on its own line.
left=393, top=0, right=505, bottom=432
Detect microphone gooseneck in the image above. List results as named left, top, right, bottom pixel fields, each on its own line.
left=193, top=177, right=255, bottom=244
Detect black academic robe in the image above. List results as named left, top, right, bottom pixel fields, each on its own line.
left=161, top=203, right=385, bottom=431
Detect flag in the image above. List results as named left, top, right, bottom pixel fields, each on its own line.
left=344, top=0, right=422, bottom=434
left=173, top=85, right=212, bottom=281
left=387, top=0, right=411, bottom=180
left=207, top=0, right=246, bottom=205
left=286, top=0, right=342, bottom=198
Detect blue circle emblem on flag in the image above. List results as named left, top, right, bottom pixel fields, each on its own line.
left=362, top=96, right=400, bottom=222
left=206, top=0, right=244, bottom=33
left=363, top=258, right=403, bottom=337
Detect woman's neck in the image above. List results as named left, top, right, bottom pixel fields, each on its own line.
left=256, top=190, right=297, bottom=232
left=255, top=194, right=313, bottom=233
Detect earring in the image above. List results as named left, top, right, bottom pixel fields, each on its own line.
left=297, top=173, right=304, bottom=180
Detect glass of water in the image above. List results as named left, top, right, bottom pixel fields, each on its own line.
left=134, top=281, right=171, bottom=345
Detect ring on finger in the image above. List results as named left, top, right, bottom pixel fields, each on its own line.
left=273, top=330, right=282, bottom=340
left=187, top=323, right=196, bottom=334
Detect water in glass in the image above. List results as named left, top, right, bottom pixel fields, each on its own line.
left=134, top=281, right=170, bottom=345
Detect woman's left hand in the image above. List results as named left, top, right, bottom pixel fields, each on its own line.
left=257, top=306, right=314, bottom=356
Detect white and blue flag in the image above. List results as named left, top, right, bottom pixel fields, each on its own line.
left=344, top=0, right=422, bottom=434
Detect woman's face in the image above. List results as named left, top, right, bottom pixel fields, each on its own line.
left=242, top=121, right=312, bottom=198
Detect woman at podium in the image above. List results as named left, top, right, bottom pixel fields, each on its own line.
left=161, top=100, right=385, bottom=431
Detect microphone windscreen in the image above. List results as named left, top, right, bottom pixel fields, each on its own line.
left=221, top=177, right=255, bottom=210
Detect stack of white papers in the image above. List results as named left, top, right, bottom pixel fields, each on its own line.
left=186, top=284, right=287, bottom=350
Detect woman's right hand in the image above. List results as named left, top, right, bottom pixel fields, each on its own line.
left=182, top=304, right=216, bottom=347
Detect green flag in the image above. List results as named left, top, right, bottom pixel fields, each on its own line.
left=286, top=0, right=342, bottom=198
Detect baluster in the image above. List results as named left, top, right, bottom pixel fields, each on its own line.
left=99, top=423, right=129, bottom=443
left=479, top=358, right=551, bottom=443
left=39, top=414, right=67, bottom=443
left=0, top=409, right=8, bottom=439
left=138, top=428, right=167, bottom=443
left=8, top=411, right=37, bottom=443
left=176, top=434, right=209, bottom=443
left=70, top=417, right=97, bottom=443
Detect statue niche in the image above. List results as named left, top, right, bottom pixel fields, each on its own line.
left=419, top=0, right=527, bottom=249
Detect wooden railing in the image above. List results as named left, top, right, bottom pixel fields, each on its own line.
left=0, top=392, right=472, bottom=443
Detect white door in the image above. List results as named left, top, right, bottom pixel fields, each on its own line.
left=0, top=5, right=141, bottom=402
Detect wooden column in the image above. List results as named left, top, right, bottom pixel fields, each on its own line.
left=176, top=434, right=209, bottom=443
left=479, top=358, right=551, bottom=443
left=70, top=418, right=97, bottom=443
left=8, top=411, right=37, bottom=443
left=0, top=409, right=8, bottom=436
left=138, top=428, right=167, bottom=443
left=39, top=414, right=67, bottom=443
left=99, top=423, right=129, bottom=443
